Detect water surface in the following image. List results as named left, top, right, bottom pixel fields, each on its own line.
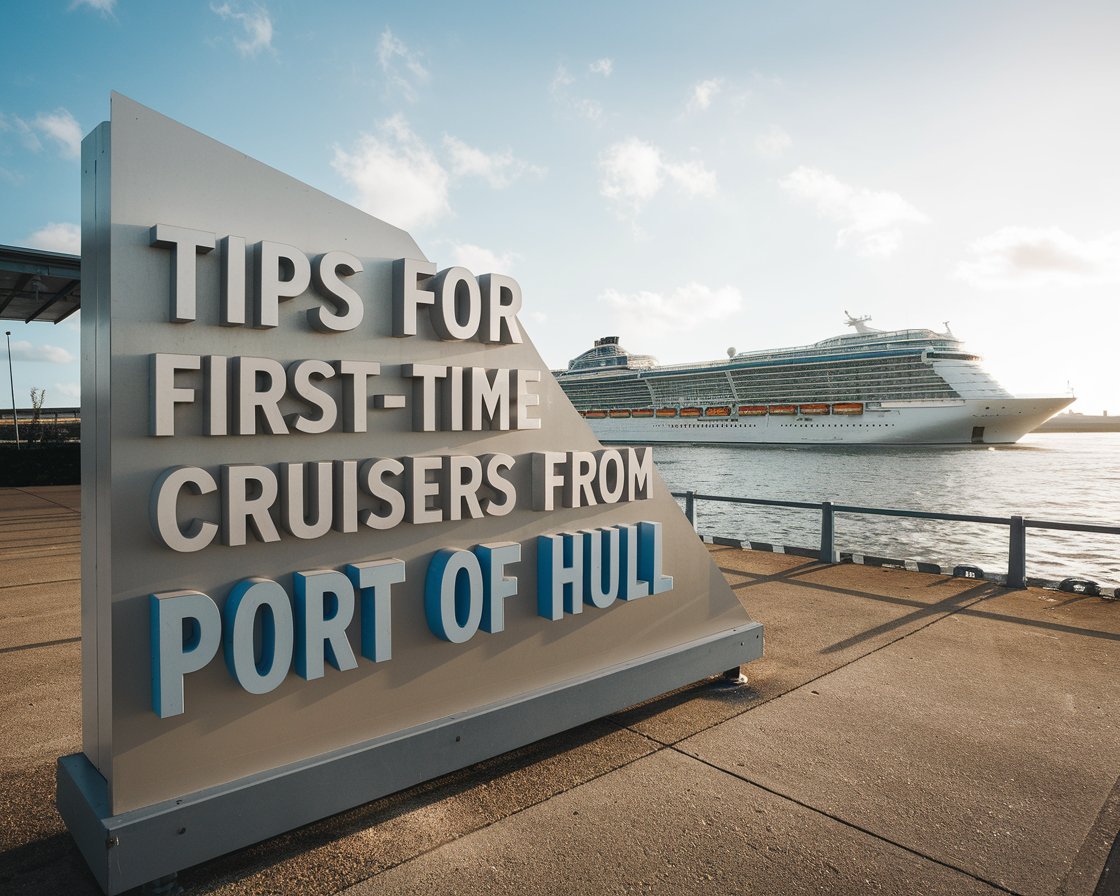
left=651, top=433, right=1120, bottom=588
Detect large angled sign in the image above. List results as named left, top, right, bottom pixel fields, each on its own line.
left=57, top=93, right=762, bottom=893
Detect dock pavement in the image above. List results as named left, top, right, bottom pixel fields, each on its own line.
left=2, top=485, right=1120, bottom=895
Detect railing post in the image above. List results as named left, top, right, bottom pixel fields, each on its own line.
left=684, top=491, right=697, bottom=531
left=820, top=501, right=835, bottom=563
left=1007, top=515, right=1026, bottom=589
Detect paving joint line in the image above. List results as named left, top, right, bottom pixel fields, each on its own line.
left=0, top=636, right=82, bottom=656
left=1058, top=772, right=1120, bottom=896
left=598, top=588, right=1016, bottom=891
left=669, top=744, right=1022, bottom=895
left=0, top=577, right=80, bottom=592
left=9, top=488, right=81, bottom=515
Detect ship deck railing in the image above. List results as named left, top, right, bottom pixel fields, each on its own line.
left=628, top=332, right=959, bottom=372
left=670, top=490, right=1120, bottom=593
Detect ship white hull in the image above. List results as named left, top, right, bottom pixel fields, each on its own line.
left=585, top=397, right=1074, bottom=446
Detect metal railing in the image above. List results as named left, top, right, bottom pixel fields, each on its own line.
left=672, top=490, right=1120, bottom=591
left=2, top=406, right=80, bottom=423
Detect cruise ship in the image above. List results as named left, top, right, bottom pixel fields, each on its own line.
left=555, top=314, right=1073, bottom=445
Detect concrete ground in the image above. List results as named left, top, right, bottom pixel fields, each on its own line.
left=2, top=484, right=1119, bottom=895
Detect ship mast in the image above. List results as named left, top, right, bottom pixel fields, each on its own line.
left=843, top=310, right=877, bottom=335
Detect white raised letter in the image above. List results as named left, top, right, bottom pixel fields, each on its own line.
left=425, top=549, right=484, bottom=643
left=222, top=578, right=294, bottom=695
left=478, top=273, right=523, bottom=344
left=477, top=542, right=520, bottom=633
left=392, top=257, right=437, bottom=336
left=532, top=452, right=566, bottom=512
left=150, top=589, right=221, bottom=718
left=537, top=533, right=583, bottom=620
left=151, top=466, right=219, bottom=553
left=294, top=569, right=358, bottom=680
left=220, top=235, right=247, bottom=326
left=310, top=251, right=364, bottom=332
left=151, top=353, right=201, bottom=437
left=222, top=464, right=281, bottom=546
left=347, top=559, right=406, bottom=663
left=336, top=360, right=380, bottom=433
left=255, top=241, right=311, bottom=328
left=150, top=224, right=215, bottom=323
left=431, top=266, right=482, bottom=340
left=235, top=356, right=288, bottom=435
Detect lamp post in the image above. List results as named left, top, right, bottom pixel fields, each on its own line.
left=4, top=331, right=19, bottom=450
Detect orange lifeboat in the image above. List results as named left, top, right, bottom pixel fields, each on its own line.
left=799, top=403, right=830, bottom=416
left=655, top=407, right=678, bottom=418
left=832, top=402, right=864, bottom=415
left=679, top=407, right=702, bottom=417
left=738, top=405, right=768, bottom=416
left=584, top=410, right=607, bottom=419
left=631, top=408, right=654, bottom=418
left=768, top=404, right=796, bottom=415
left=705, top=406, right=731, bottom=417
left=608, top=409, right=631, bottom=418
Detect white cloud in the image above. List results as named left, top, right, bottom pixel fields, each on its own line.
left=779, top=166, right=928, bottom=257
left=0, top=112, right=38, bottom=153
left=378, top=28, right=429, bottom=101
left=8, top=340, right=76, bottom=365
left=755, top=125, right=792, bottom=159
left=688, top=78, right=723, bottom=112
left=30, top=109, right=82, bottom=159
left=954, top=226, right=1120, bottom=289
left=599, top=138, right=717, bottom=213
left=589, top=58, right=613, bottom=77
left=447, top=243, right=516, bottom=274
left=332, top=115, right=449, bottom=231
left=70, top=0, right=116, bottom=14
left=663, top=160, right=717, bottom=198
left=550, top=64, right=603, bottom=121
left=603, top=283, right=744, bottom=350
left=54, top=382, right=81, bottom=400
left=27, top=222, right=80, bottom=254
left=600, top=139, right=663, bottom=207
left=550, top=66, right=574, bottom=91
left=443, top=136, right=543, bottom=188
left=211, top=2, right=274, bottom=57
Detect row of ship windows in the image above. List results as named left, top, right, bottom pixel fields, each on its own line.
left=569, top=382, right=953, bottom=397
left=567, top=357, right=959, bottom=390
left=568, top=382, right=959, bottom=404
left=664, top=422, right=898, bottom=428
left=572, top=360, right=952, bottom=386
left=651, top=367, right=949, bottom=385
left=648, top=389, right=956, bottom=403
left=727, top=373, right=950, bottom=390
left=568, top=389, right=954, bottom=407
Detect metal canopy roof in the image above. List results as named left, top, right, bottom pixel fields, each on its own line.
left=0, top=244, right=81, bottom=324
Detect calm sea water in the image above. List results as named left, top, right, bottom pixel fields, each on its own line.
left=651, top=433, right=1120, bottom=589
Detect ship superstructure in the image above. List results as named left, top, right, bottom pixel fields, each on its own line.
left=555, top=316, right=1072, bottom=445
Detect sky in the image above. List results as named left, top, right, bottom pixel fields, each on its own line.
left=1, top=0, right=1118, bottom=412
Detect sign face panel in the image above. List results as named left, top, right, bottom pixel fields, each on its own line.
left=64, top=94, right=760, bottom=890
